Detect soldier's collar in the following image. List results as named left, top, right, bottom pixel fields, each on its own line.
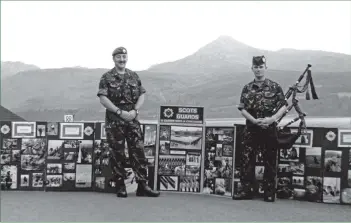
left=252, top=78, right=270, bottom=87
left=111, top=67, right=130, bottom=79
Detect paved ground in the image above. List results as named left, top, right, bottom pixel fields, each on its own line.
left=1, top=191, right=351, bottom=222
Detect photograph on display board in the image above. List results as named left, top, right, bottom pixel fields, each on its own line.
left=348, top=170, right=351, bottom=187
left=280, top=147, right=300, bottom=162
left=290, top=162, right=305, bottom=176
left=47, top=122, right=59, bottom=136
left=76, top=140, right=93, bottom=164
left=323, top=177, right=341, bottom=203
left=160, top=125, right=171, bottom=141
left=63, top=163, right=76, bottom=172
left=305, top=176, right=322, bottom=202
left=59, top=123, right=84, bottom=139
left=0, top=165, right=17, bottom=190
left=305, top=147, right=322, bottom=168
left=100, top=123, right=106, bottom=139
left=278, top=164, right=291, bottom=173
left=12, top=150, right=20, bottom=163
left=338, top=130, right=351, bottom=147
left=143, top=125, right=157, bottom=158
left=21, top=139, right=46, bottom=171
left=46, top=175, right=63, bottom=187
left=232, top=180, right=242, bottom=197
left=222, top=144, right=233, bottom=157
left=36, top=124, right=46, bottom=137
left=324, top=150, right=342, bottom=172
left=32, top=173, right=44, bottom=187
left=47, top=163, right=62, bottom=174
left=349, top=149, right=351, bottom=165
left=159, top=176, right=178, bottom=191
left=203, top=178, right=215, bottom=194
left=1, top=139, right=19, bottom=165
left=213, top=157, right=233, bottom=178
left=95, top=177, right=105, bottom=190
left=292, top=176, right=304, bottom=187
left=75, top=164, right=92, bottom=188
left=159, top=141, right=170, bottom=155
left=277, top=177, right=293, bottom=199
left=255, top=166, right=264, bottom=181
left=20, top=174, right=30, bottom=187
left=214, top=178, right=232, bottom=196
left=290, top=129, right=314, bottom=147
left=170, top=126, right=202, bottom=150
left=47, top=140, right=64, bottom=160
left=158, top=155, right=186, bottom=176
left=11, top=122, right=36, bottom=138
left=63, top=173, right=76, bottom=184
left=179, top=175, right=200, bottom=192
left=341, top=188, right=351, bottom=204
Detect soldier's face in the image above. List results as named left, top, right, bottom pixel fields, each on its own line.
left=252, top=64, right=266, bottom=78
left=113, top=54, right=128, bottom=69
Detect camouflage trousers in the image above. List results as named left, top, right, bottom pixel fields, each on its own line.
left=239, top=127, right=278, bottom=193
left=105, top=119, right=148, bottom=183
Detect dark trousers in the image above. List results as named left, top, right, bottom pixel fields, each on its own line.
left=105, top=119, right=148, bottom=183
left=239, top=127, right=278, bottom=193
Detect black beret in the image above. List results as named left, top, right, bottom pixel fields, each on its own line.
left=112, top=47, right=127, bottom=56
left=252, top=56, right=266, bottom=66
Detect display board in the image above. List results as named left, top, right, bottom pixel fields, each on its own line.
left=93, top=122, right=157, bottom=193
left=203, top=126, right=236, bottom=197
left=157, top=106, right=205, bottom=193
left=234, top=124, right=351, bottom=205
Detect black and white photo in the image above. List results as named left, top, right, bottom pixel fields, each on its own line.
left=341, top=188, right=351, bottom=204
left=159, top=176, right=178, bottom=191
left=179, top=175, right=200, bottom=193
left=292, top=176, right=304, bottom=187
left=20, top=174, right=30, bottom=187
left=63, top=163, right=76, bottom=172
left=255, top=166, right=264, bottom=181
left=76, top=140, right=93, bottom=164
left=290, top=129, right=313, bottom=147
left=95, top=177, right=105, bottom=190
left=159, top=141, right=170, bottom=155
left=36, top=124, right=46, bottom=137
left=21, top=139, right=46, bottom=171
left=47, top=163, right=62, bottom=174
left=158, top=155, right=186, bottom=176
left=306, top=147, right=322, bottom=168
left=290, top=162, right=305, bottom=175
left=59, top=123, right=84, bottom=139
left=0, top=165, right=17, bottom=189
left=323, top=177, right=341, bottom=203
left=46, top=175, right=63, bottom=187
left=280, top=147, right=300, bottom=162
left=63, top=173, right=75, bottom=183
left=348, top=170, right=351, bottom=187
left=11, top=122, right=36, bottom=138
left=47, top=122, right=58, bottom=136
left=75, top=164, right=92, bottom=188
left=214, top=178, right=232, bottom=196
left=324, top=150, right=342, bottom=172
left=47, top=140, right=64, bottom=160
left=222, top=144, right=233, bottom=157
left=160, top=125, right=171, bottom=141
left=32, top=173, right=44, bottom=187
left=170, top=126, right=202, bottom=150
left=305, top=176, right=322, bottom=202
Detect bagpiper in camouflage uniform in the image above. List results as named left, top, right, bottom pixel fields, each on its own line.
left=233, top=56, right=288, bottom=202
left=97, top=47, right=160, bottom=198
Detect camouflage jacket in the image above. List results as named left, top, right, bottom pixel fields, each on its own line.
left=238, top=78, right=287, bottom=129
left=97, top=67, right=146, bottom=127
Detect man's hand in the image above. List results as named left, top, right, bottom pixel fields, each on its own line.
left=254, top=118, right=270, bottom=129
left=259, top=117, right=276, bottom=126
left=119, top=110, right=134, bottom=122
left=128, top=110, right=138, bottom=120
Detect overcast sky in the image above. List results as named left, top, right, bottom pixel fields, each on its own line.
left=1, top=1, right=350, bottom=70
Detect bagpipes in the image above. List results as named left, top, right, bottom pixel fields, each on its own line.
left=272, top=64, right=318, bottom=150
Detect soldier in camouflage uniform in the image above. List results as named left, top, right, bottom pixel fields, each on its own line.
left=97, top=47, right=160, bottom=198
left=233, top=56, right=288, bottom=202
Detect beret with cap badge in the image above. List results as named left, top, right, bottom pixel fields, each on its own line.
left=112, top=47, right=127, bottom=56
left=252, top=55, right=266, bottom=66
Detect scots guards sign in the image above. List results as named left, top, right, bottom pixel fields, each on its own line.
left=160, top=106, right=204, bottom=124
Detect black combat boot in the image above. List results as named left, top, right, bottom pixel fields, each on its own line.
left=232, top=184, right=253, bottom=200
left=136, top=181, right=160, bottom=197
left=263, top=182, right=276, bottom=202
left=116, top=178, right=127, bottom=198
